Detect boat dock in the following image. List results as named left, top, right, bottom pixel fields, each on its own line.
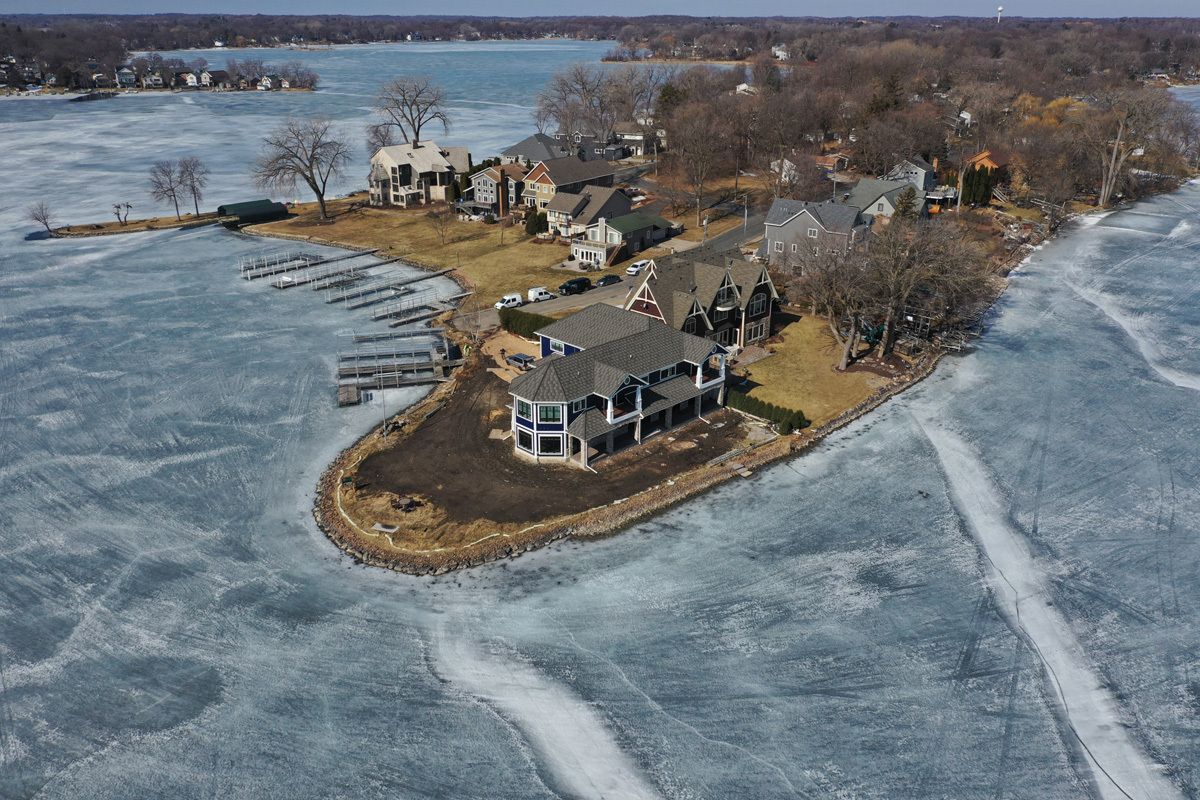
left=235, top=248, right=469, bottom=406
left=335, top=331, right=464, bottom=406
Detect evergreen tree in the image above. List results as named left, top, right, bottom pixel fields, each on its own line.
left=893, top=186, right=918, bottom=218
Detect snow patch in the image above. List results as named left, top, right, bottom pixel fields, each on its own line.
left=917, top=420, right=1182, bottom=800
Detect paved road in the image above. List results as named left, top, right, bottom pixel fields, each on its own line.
left=464, top=279, right=637, bottom=331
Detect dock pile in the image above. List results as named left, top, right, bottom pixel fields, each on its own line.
left=236, top=247, right=471, bottom=406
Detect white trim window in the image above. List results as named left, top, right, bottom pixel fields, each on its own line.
left=516, top=399, right=532, bottom=419
left=877, top=202, right=884, bottom=212
left=550, top=340, right=565, bottom=354
left=538, top=405, right=562, bottom=424
left=571, top=398, right=587, bottom=413
left=790, top=243, right=798, bottom=252
left=807, top=228, right=818, bottom=238
left=748, top=294, right=767, bottom=317
left=659, top=365, right=677, bottom=381
left=516, top=429, right=533, bottom=451
left=774, top=240, right=783, bottom=253
left=538, top=434, right=563, bottom=455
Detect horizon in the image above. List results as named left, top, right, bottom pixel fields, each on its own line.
left=3, top=6, right=1200, bottom=20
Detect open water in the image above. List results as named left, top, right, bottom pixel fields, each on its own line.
left=1, top=46, right=1199, bottom=799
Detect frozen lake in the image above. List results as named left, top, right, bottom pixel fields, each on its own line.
left=1, top=52, right=1199, bottom=799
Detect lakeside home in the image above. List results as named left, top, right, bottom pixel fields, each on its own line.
left=368, top=141, right=472, bottom=208
left=509, top=304, right=727, bottom=466
left=624, top=256, right=779, bottom=350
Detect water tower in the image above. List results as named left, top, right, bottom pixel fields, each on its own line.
left=997, top=6, right=1004, bottom=23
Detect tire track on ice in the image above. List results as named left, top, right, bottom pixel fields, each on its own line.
left=914, top=418, right=1182, bottom=800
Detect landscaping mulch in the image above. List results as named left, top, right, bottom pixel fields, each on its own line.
left=353, top=366, right=747, bottom=525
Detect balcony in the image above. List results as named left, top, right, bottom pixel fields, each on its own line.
left=713, top=291, right=738, bottom=312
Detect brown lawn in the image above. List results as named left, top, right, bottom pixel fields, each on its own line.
left=55, top=212, right=218, bottom=235
left=251, top=198, right=631, bottom=303
left=736, top=313, right=878, bottom=427
left=343, top=361, right=751, bottom=552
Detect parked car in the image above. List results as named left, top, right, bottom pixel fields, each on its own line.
left=596, top=274, right=623, bottom=287
left=494, top=293, right=523, bottom=310
left=626, top=259, right=651, bottom=276
left=505, top=353, right=535, bottom=370
left=527, top=287, right=555, bottom=303
left=558, top=277, right=592, bottom=296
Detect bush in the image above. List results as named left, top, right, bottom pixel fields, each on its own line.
left=499, top=307, right=555, bottom=339
left=725, top=389, right=807, bottom=433
left=483, top=214, right=496, bottom=224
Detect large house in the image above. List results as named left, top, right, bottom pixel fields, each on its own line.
left=508, top=304, right=728, bottom=466
left=553, top=130, right=625, bottom=161
left=624, top=255, right=778, bottom=350
left=521, top=156, right=618, bottom=210
left=758, top=199, right=871, bottom=268
left=469, top=163, right=527, bottom=217
left=544, top=185, right=631, bottom=237
left=842, top=178, right=928, bottom=221
left=368, top=141, right=472, bottom=208
left=500, top=133, right=571, bottom=166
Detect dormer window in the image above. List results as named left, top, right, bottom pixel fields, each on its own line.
left=550, top=340, right=565, bottom=354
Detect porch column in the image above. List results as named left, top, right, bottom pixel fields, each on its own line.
left=605, top=431, right=614, bottom=454
left=634, top=418, right=642, bottom=443
left=694, top=395, right=702, bottom=419
left=664, top=407, right=673, bottom=429
left=578, top=437, right=588, bottom=466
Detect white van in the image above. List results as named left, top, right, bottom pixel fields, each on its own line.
left=527, top=287, right=555, bottom=303
left=494, top=293, right=523, bottom=310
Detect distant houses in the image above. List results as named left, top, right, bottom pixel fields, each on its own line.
left=500, top=133, right=571, bottom=166
left=469, top=163, right=527, bottom=217
left=841, top=178, right=928, bottom=221
left=544, top=185, right=631, bottom=237
left=571, top=212, right=675, bottom=266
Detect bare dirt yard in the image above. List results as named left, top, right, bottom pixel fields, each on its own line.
left=352, top=363, right=749, bottom=529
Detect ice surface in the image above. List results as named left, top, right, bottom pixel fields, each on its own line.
left=2, top=50, right=1199, bottom=800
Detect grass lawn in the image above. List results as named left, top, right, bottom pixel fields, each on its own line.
left=253, top=198, right=630, bottom=303
left=738, top=313, right=877, bottom=427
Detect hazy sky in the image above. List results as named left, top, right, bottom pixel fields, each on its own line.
left=6, top=1, right=1199, bottom=17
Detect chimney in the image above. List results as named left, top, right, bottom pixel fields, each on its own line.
left=933, top=156, right=939, bottom=171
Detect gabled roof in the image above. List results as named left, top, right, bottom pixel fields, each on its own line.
left=547, top=186, right=631, bottom=226
left=501, top=133, right=570, bottom=163
left=897, top=155, right=934, bottom=172
left=372, top=141, right=465, bottom=175
left=625, top=255, right=778, bottom=330
left=528, top=155, right=618, bottom=187
left=510, top=305, right=723, bottom=405
left=535, top=302, right=654, bottom=350
left=475, top=163, right=527, bottom=184
left=964, top=149, right=1011, bottom=169
left=842, top=179, right=926, bottom=213
left=764, top=198, right=864, bottom=235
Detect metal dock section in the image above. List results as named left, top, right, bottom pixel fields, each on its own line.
left=234, top=248, right=470, bottom=406
left=334, top=331, right=463, bottom=406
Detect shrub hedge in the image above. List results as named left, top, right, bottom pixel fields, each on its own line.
left=725, top=390, right=808, bottom=434
left=498, top=308, right=556, bottom=339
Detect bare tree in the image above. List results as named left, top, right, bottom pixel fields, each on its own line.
left=365, top=122, right=396, bottom=155
left=535, top=63, right=621, bottom=145
left=148, top=160, right=183, bottom=220
left=1074, top=88, right=1173, bottom=207
left=27, top=200, right=55, bottom=233
left=426, top=207, right=454, bottom=246
left=664, top=102, right=729, bottom=228
left=788, top=245, right=872, bottom=370
left=178, top=156, right=210, bottom=216
left=251, top=116, right=351, bottom=220
left=374, top=76, right=450, bottom=145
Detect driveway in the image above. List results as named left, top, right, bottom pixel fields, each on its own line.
left=460, top=279, right=636, bottom=331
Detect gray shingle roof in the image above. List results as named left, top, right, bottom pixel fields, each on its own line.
left=535, top=155, right=618, bottom=187
left=625, top=256, right=777, bottom=329
left=510, top=305, right=724, bottom=405
left=502, top=133, right=569, bottom=163
left=535, top=303, right=654, bottom=350
left=842, top=178, right=925, bottom=213
left=640, top=375, right=703, bottom=417
left=764, top=198, right=864, bottom=234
